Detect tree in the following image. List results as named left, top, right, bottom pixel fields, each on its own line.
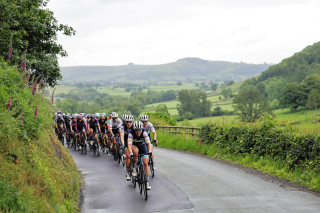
left=303, top=74, right=320, bottom=92
left=307, top=88, right=320, bottom=122
left=233, top=86, right=271, bottom=122
left=211, top=83, right=218, bottom=91
left=221, top=88, right=232, bottom=99
left=177, top=81, right=182, bottom=86
left=279, top=83, right=307, bottom=110
left=155, top=104, right=170, bottom=115
left=0, top=0, right=75, bottom=86
left=177, top=89, right=211, bottom=119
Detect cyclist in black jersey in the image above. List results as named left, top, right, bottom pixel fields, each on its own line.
left=128, top=121, right=152, bottom=190
left=120, top=115, right=134, bottom=180
left=88, top=113, right=101, bottom=151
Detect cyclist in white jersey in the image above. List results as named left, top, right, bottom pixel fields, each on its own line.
left=140, top=115, right=157, bottom=169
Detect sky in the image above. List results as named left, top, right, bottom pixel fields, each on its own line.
left=47, top=0, right=320, bottom=67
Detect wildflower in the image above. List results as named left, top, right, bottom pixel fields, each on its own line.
left=8, top=39, right=12, bottom=60
left=32, top=82, right=37, bottom=96
left=34, top=102, right=38, bottom=119
left=7, top=96, right=11, bottom=110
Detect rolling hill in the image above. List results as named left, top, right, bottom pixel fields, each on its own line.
left=60, top=57, right=270, bottom=85
left=244, top=41, right=320, bottom=100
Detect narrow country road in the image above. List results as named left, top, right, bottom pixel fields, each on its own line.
left=67, top=145, right=320, bottom=213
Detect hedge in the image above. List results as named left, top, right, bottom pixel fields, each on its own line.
left=200, top=114, right=320, bottom=169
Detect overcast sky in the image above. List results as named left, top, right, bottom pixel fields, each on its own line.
left=47, top=0, right=320, bottom=67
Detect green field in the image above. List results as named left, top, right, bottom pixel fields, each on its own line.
left=148, top=84, right=197, bottom=91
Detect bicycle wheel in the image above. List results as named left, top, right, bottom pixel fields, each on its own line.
left=82, top=136, right=87, bottom=154
left=133, top=175, right=137, bottom=188
left=149, top=158, right=155, bottom=178
left=122, top=154, right=126, bottom=167
left=143, top=174, right=148, bottom=201
left=139, top=166, right=144, bottom=194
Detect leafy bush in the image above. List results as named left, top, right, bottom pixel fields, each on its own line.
left=200, top=114, right=320, bottom=169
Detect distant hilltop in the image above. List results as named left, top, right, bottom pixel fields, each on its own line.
left=60, top=57, right=270, bottom=85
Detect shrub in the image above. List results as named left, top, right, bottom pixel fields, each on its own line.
left=200, top=115, right=320, bottom=169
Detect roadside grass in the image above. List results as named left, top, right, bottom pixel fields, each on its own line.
left=1, top=63, right=82, bottom=212
left=157, top=132, right=320, bottom=192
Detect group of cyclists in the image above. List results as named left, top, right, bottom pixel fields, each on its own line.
left=54, top=111, right=158, bottom=191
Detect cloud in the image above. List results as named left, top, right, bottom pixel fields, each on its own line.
left=48, top=0, right=320, bottom=66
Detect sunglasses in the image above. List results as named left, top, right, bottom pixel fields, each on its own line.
left=142, top=121, right=148, bottom=123
left=126, top=121, right=133, bottom=123
left=134, top=128, right=143, bottom=131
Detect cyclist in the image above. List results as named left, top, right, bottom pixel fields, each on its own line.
left=65, top=113, right=72, bottom=142
left=140, top=114, right=157, bottom=169
left=108, top=112, right=123, bottom=160
left=88, top=113, right=101, bottom=152
left=128, top=121, right=152, bottom=190
left=120, top=115, right=134, bottom=180
left=55, top=114, right=66, bottom=134
left=98, top=114, right=112, bottom=147
left=76, top=115, right=87, bottom=150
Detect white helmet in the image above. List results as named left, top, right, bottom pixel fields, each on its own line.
left=121, top=114, right=127, bottom=121
left=140, top=115, right=149, bottom=122
left=111, top=112, right=118, bottom=118
left=133, top=121, right=143, bottom=130
left=126, top=115, right=134, bottom=122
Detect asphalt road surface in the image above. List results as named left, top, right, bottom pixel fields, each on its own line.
left=67, top=145, right=320, bottom=213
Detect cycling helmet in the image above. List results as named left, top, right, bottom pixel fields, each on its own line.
left=77, top=115, right=82, bottom=119
left=111, top=112, right=118, bottom=118
left=55, top=113, right=57, bottom=116
left=121, top=114, right=127, bottom=121
left=133, top=121, right=143, bottom=130
left=57, top=111, right=62, bottom=115
left=140, top=115, right=149, bottom=122
left=100, top=115, right=105, bottom=119
left=72, top=115, right=77, bottom=119
left=62, top=113, right=65, bottom=116
left=101, top=113, right=106, bottom=117
left=94, top=113, right=100, bottom=118
left=127, top=115, right=134, bottom=122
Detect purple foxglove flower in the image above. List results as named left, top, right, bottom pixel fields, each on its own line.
left=34, top=102, right=38, bottom=119
left=7, top=96, right=11, bottom=110
left=32, top=82, right=37, bottom=96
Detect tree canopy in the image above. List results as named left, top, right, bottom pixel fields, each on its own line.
left=0, top=0, right=75, bottom=86
left=233, top=86, right=270, bottom=122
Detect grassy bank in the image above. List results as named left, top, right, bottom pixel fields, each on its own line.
left=0, top=62, right=82, bottom=212
left=157, top=131, right=320, bottom=192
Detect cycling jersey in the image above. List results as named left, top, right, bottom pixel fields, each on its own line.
left=120, top=123, right=134, bottom=147
left=88, top=118, right=99, bottom=133
left=143, top=122, right=155, bottom=134
left=77, top=119, right=87, bottom=131
left=65, top=118, right=71, bottom=129
left=109, top=118, right=123, bottom=135
left=128, top=130, right=150, bottom=155
left=71, top=120, right=78, bottom=132
left=56, top=118, right=65, bottom=126
left=99, top=118, right=108, bottom=131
